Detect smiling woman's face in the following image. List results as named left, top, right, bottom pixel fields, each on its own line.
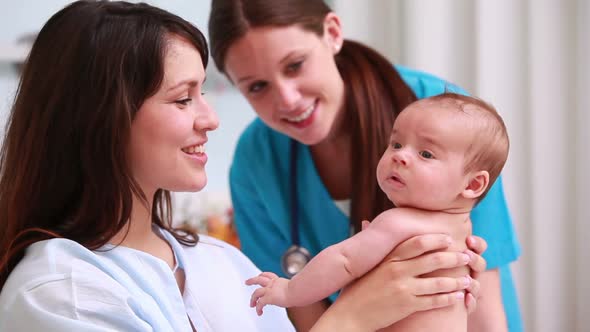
left=128, top=35, right=219, bottom=197
left=224, top=15, right=346, bottom=146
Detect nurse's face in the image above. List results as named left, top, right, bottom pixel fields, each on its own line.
left=224, top=14, right=346, bottom=146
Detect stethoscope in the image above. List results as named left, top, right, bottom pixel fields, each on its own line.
left=280, top=139, right=312, bottom=278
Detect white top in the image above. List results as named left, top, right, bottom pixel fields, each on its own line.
left=0, top=228, right=295, bottom=332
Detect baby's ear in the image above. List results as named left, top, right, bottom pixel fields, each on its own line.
left=462, top=171, right=490, bottom=199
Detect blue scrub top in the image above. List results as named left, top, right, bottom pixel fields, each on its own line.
left=230, top=65, right=523, bottom=332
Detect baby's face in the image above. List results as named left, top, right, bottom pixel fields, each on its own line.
left=376, top=103, right=472, bottom=211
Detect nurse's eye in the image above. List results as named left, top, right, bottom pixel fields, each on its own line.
left=419, top=150, right=434, bottom=159
left=391, top=142, right=402, bottom=149
left=286, top=60, right=303, bottom=74
left=248, top=81, right=267, bottom=94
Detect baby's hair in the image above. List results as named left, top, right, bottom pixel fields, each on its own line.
left=423, top=93, right=509, bottom=202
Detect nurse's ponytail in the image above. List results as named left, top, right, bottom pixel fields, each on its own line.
left=335, top=40, right=416, bottom=232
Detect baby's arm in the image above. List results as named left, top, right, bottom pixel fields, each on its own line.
left=246, top=209, right=431, bottom=314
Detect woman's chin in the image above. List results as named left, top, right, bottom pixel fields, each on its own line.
left=174, top=178, right=207, bottom=193
left=292, top=128, right=330, bottom=146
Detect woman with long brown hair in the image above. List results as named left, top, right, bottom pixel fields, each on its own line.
left=208, top=0, right=522, bottom=331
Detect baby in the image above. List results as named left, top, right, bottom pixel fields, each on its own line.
left=246, top=92, right=509, bottom=331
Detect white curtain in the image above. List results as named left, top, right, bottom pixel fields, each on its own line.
left=334, top=0, right=589, bottom=331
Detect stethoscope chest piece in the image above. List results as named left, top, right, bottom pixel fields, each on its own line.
left=281, top=245, right=311, bottom=278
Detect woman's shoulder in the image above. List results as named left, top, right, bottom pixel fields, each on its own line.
left=394, top=65, right=468, bottom=98
left=3, top=238, right=94, bottom=285
left=3, top=238, right=123, bottom=286
left=0, top=238, right=130, bottom=312
left=0, top=239, right=155, bottom=330
left=395, top=64, right=446, bottom=83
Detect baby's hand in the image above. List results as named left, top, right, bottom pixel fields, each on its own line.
left=245, top=272, right=291, bottom=316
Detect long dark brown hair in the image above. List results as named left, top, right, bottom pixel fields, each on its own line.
left=0, top=0, right=209, bottom=287
left=208, top=0, right=417, bottom=232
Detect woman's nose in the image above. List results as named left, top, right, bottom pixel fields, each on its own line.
left=194, top=99, right=219, bottom=132
left=274, top=81, right=301, bottom=112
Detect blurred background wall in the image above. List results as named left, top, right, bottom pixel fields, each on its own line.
left=0, top=1, right=588, bottom=330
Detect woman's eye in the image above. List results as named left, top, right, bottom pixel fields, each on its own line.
left=392, top=142, right=402, bottom=149
left=286, top=60, right=303, bottom=73
left=248, top=81, right=267, bottom=94
left=420, top=151, right=434, bottom=159
left=175, top=98, right=192, bottom=106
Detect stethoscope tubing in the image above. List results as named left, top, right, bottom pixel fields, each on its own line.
left=281, top=139, right=311, bottom=277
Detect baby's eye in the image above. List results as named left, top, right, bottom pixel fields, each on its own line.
left=248, top=81, right=267, bottom=94
left=392, top=142, right=402, bottom=149
left=420, top=151, right=434, bottom=159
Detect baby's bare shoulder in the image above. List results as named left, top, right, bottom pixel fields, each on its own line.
left=372, top=208, right=458, bottom=233
left=375, top=207, right=441, bottom=221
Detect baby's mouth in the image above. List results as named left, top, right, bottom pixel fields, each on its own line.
left=390, top=175, right=404, bottom=185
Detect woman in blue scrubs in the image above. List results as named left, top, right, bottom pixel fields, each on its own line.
left=208, top=0, right=522, bottom=331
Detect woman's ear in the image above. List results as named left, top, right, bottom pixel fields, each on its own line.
left=462, top=171, right=490, bottom=199
left=323, top=12, right=343, bottom=54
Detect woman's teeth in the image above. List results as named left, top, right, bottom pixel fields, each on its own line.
left=285, top=103, right=315, bottom=123
left=182, top=145, right=205, bottom=154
